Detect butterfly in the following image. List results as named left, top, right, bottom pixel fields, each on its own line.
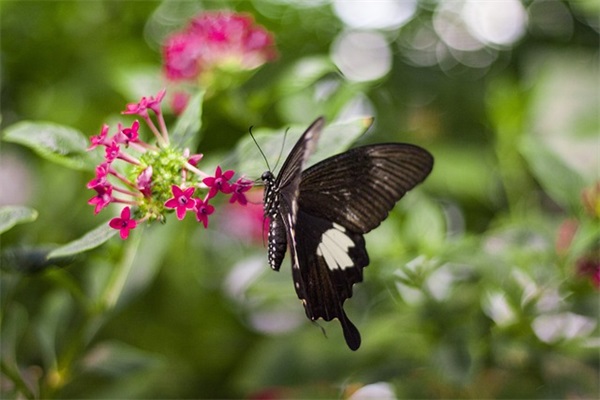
left=261, top=117, right=433, bottom=350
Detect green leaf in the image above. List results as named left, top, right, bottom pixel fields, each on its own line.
left=47, top=223, right=117, bottom=259
left=0, top=206, right=38, bottom=234
left=170, top=90, right=205, bottom=149
left=82, top=341, right=162, bottom=377
left=231, top=116, right=374, bottom=178
left=520, top=135, right=587, bottom=212
left=309, top=116, right=374, bottom=167
left=277, top=56, right=337, bottom=95
left=112, top=64, right=162, bottom=102
left=2, top=121, right=100, bottom=171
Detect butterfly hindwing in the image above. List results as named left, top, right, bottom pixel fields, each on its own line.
left=293, top=210, right=367, bottom=350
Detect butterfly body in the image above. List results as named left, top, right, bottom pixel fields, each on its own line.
left=261, top=117, right=433, bottom=350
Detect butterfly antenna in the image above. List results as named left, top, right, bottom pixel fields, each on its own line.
left=249, top=126, right=271, bottom=172
left=272, top=127, right=289, bottom=172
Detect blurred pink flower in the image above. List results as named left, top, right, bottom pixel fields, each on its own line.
left=221, top=190, right=267, bottom=244
left=162, top=11, right=276, bottom=84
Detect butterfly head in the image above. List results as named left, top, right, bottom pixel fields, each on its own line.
left=261, top=171, right=275, bottom=184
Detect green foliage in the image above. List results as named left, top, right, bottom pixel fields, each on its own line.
left=0, top=206, right=38, bottom=234
left=2, top=122, right=99, bottom=171
left=1, top=1, right=598, bottom=399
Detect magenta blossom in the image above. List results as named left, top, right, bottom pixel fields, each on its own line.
left=116, top=120, right=141, bottom=146
left=109, top=207, right=138, bottom=240
left=87, top=90, right=254, bottom=239
left=195, top=198, right=215, bottom=228
left=88, top=183, right=113, bottom=215
left=165, top=185, right=197, bottom=220
left=87, top=163, right=110, bottom=189
left=123, top=89, right=167, bottom=119
left=203, top=165, right=234, bottom=199
left=88, top=124, right=111, bottom=150
left=162, top=11, right=276, bottom=84
left=229, top=177, right=253, bottom=205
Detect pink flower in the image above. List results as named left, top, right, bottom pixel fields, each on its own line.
left=171, top=91, right=191, bottom=115
left=162, top=11, right=276, bottom=83
left=163, top=32, right=202, bottom=81
left=104, top=141, right=121, bottom=163
left=221, top=190, right=267, bottom=244
left=123, top=89, right=167, bottom=118
left=88, top=183, right=113, bottom=214
left=195, top=198, right=215, bottom=228
left=136, top=166, right=153, bottom=197
left=88, top=124, right=110, bottom=150
left=229, top=177, right=253, bottom=205
left=187, top=153, right=203, bottom=167
left=203, top=165, right=234, bottom=199
left=116, top=120, right=141, bottom=146
left=109, top=207, right=138, bottom=240
left=87, top=91, right=254, bottom=240
left=164, top=185, right=197, bottom=220
left=87, top=163, right=110, bottom=189
left=146, top=89, right=167, bottom=114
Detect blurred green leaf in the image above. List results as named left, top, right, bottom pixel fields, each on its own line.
left=82, top=341, right=162, bottom=377
left=112, top=65, right=162, bottom=103
left=114, top=222, right=177, bottom=309
left=2, top=122, right=100, bottom=171
left=47, top=223, right=117, bottom=260
left=520, top=135, right=586, bottom=212
left=231, top=116, right=373, bottom=178
left=1, top=303, right=29, bottom=363
left=34, top=290, right=73, bottom=370
left=170, top=90, right=205, bottom=149
left=277, top=56, right=336, bottom=95
left=0, top=206, right=38, bottom=234
left=1, top=245, right=74, bottom=273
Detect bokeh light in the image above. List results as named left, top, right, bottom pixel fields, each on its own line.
left=331, top=30, right=392, bottom=82
left=332, top=0, right=417, bottom=30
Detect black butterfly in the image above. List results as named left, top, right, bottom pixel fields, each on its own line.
left=261, top=117, right=433, bottom=350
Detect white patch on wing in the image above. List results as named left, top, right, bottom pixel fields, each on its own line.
left=317, top=223, right=355, bottom=270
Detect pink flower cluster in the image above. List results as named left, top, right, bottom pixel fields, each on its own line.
left=86, top=90, right=253, bottom=239
left=163, top=11, right=277, bottom=83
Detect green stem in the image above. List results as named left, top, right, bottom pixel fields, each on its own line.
left=43, top=230, right=143, bottom=397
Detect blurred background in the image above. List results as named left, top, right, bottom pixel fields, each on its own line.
left=1, top=0, right=598, bottom=398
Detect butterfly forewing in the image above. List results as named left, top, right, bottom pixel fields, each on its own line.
left=298, top=144, right=433, bottom=233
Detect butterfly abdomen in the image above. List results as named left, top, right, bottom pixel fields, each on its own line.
left=262, top=171, right=289, bottom=271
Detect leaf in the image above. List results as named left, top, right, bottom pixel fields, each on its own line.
left=230, top=116, right=374, bottom=178
left=276, top=56, right=337, bottom=95
left=520, top=135, right=587, bottom=212
left=47, top=223, right=117, bottom=259
left=112, top=65, right=162, bottom=102
left=0, top=206, right=38, bottom=234
left=170, top=90, right=205, bottom=149
left=1, top=245, right=74, bottom=273
left=2, top=121, right=100, bottom=171
left=82, top=341, right=162, bottom=377
left=308, top=116, right=374, bottom=167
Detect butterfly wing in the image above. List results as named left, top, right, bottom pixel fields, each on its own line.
left=291, top=143, right=433, bottom=350
left=298, top=144, right=434, bottom=233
